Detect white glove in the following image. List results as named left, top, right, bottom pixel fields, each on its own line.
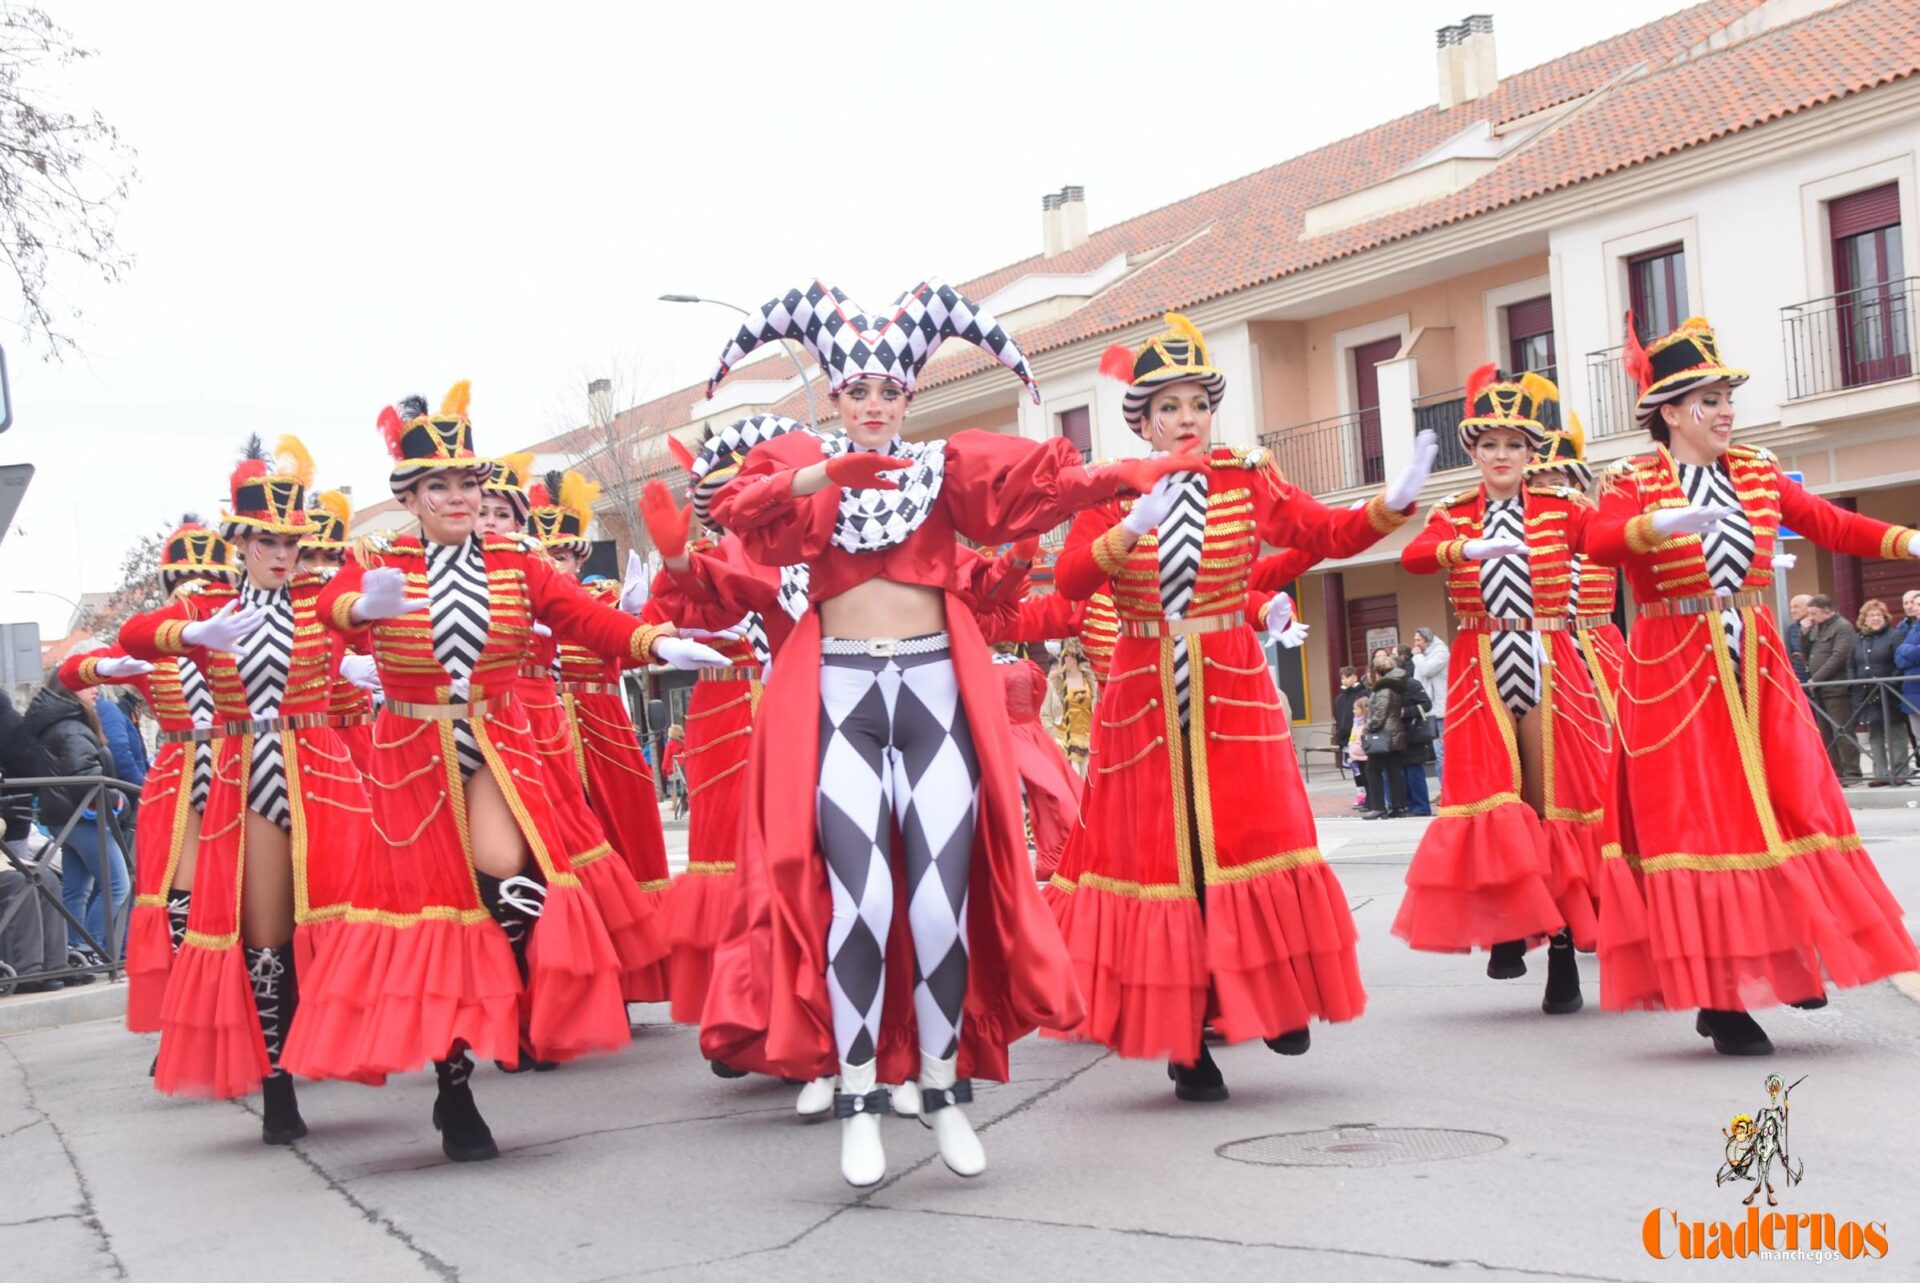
left=653, top=636, right=730, bottom=671
left=675, top=623, right=750, bottom=642
left=1122, top=473, right=1183, bottom=536
left=340, top=654, right=383, bottom=693
left=1384, top=429, right=1440, bottom=511
left=95, top=656, right=154, bottom=679
left=620, top=550, right=651, bottom=615
left=353, top=567, right=430, bottom=622
left=530, top=621, right=553, bottom=638
left=1651, top=504, right=1737, bottom=540
left=181, top=600, right=268, bottom=654
left=1771, top=552, right=1797, bottom=571
left=1462, top=537, right=1530, bottom=561
left=1044, top=639, right=1062, bottom=657
left=1267, top=592, right=1310, bottom=649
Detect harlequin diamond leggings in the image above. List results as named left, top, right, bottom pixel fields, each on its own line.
left=817, top=640, right=979, bottom=1067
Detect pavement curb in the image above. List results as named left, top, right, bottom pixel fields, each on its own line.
left=0, top=979, right=129, bottom=1034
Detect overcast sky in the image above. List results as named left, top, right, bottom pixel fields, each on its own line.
left=0, top=0, right=1688, bottom=638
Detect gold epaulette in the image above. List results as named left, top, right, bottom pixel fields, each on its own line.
left=351, top=529, right=398, bottom=566
left=173, top=578, right=212, bottom=598
left=1726, top=443, right=1774, bottom=464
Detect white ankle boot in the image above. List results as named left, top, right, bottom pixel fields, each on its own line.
left=920, top=1052, right=985, bottom=1177
left=795, top=1075, right=836, bottom=1117
left=837, top=1061, right=887, bottom=1187
left=889, top=1080, right=923, bottom=1117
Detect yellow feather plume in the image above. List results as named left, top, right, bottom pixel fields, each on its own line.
left=273, top=435, right=317, bottom=488
left=559, top=470, right=601, bottom=525
left=313, top=489, right=351, bottom=528
left=1163, top=312, right=1209, bottom=359
left=493, top=452, right=534, bottom=490
left=440, top=380, right=472, bottom=419
left=1564, top=412, right=1586, bottom=459
left=1518, top=372, right=1560, bottom=406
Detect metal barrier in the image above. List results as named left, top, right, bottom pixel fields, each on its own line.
left=1583, top=345, right=1640, bottom=438
left=0, top=774, right=141, bottom=995
left=1259, top=412, right=1379, bottom=494
left=1797, top=674, right=1919, bottom=784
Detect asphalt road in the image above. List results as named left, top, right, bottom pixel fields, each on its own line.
left=5, top=807, right=1916, bottom=1282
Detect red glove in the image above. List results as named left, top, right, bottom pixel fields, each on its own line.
left=824, top=453, right=911, bottom=490
left=1109, top=449, right=1207, bottom=496
left=1008, top=536, right=1040, bottom=564
left=639, top=479, right=692, bottom=560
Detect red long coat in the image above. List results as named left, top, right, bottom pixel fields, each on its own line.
left=60, top=643, right=208, bottom=1032
left=699, top=429, right=1111, bottom=1082
left=120, top=575, right=372, bottom=1099
left=1571, top=556, right=1625, bottom=724
left=556, top=576, right=672, bottom=1001
left=1585, top=444, right=1919, bottom=1012
left=1050, top=447, right=1407, bottom=1062
left=997, top=656, right=1082, bottom=880
left=1392, top=484, right=1610, bottom=954
left=279, top=533, right=669, bottom=1083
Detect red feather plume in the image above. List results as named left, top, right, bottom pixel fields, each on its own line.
left=527, top=482, right=555, bottom=509
left=666, top=436, right=696, bottom=472
left=377, top=405, right=407, bottom=460
left=1621, top=311, right=1654, bottom=393
left=229, top=459, right=268, bottom=506
left=1099, top=343, right=1136, bottom=384
left=1464, top=362, right=1498, bottom=407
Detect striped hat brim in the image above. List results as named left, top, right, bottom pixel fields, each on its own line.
left=389, top=458, right=496, bottom=496
left=1523, top=457, right=1594, bottom=488
left=1633, top=367, right=1749, bottom=426
left=1457, top=418, right=1548, bottom=453
left=1121, top=370, right=1227, bottom=429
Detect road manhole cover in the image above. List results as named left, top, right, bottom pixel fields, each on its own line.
left=1218, top=1125, right=1506, bottom=1168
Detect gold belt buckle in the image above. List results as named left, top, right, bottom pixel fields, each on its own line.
left=866, top=638, right=897, bottom=659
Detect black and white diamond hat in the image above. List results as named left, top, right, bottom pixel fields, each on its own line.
left=705, top=277, right=1041, bottom=405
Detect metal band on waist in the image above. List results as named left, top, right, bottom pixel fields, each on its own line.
left=156, top=725, right=222, bottom=746
left=1118, top=611, right=1246, bottom=639
left=384, top=693, right=515, bottom=722
left=1637, top=589, right=1767, bottom=619
left=519, top=664, right=554, bottom=681
left=1572, top=613, right=1615, bottom=632
left=820, top=633, right=949, bottom=659
left=559, top=681, right=623, bottom=698
left=1455, top=614, right=1573, bottom=633
left=697, top=666, right=763, bottom=682
left=220, top=712, right=339, bottom=736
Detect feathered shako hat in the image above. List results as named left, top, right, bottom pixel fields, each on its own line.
left=1099, top=312, right=1227, bottom=433
left=526, top=469, right=597, bottom=551
left=706, top=277, right=1040, bottom=405
left=484, top=452, right=537, bottom=521
left=160, top=515, right=235, bottom=589
left=220, top=435, right=315, bottom=540
left=1525, top=412, right=1592, bottom=489
left=301, top=490, right=353, bottom=549
left=1457, top=364, right=1556, bottom=452
left=670, top=414, right=806, bottom=529
left=1623, top=314, right=1747, bottom=430
left=379, top=381, right=494, bottom=495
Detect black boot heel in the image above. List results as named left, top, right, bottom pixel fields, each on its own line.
left=1264, top=1027, right=1311, bottom=1055
left=1486, top=940, right=1527, bottom=980
left=1541, top=931, right=1583, bottom=1014
left=433, top=1055, right=499, bottom=1162
left=261, top=1072, right=307, bottom=1145
left=1171, top=1044, right=1229, bottom=1102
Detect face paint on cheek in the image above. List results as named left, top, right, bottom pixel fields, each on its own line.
left=1690, top=402, right=1705, bottom=424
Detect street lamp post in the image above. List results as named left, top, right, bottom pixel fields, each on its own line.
left=660, top=294, right=819, bottom=431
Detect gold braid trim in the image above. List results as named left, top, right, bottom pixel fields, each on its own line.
left=1091, top=524, right=1133, bottom=577
left=76, top=656, right=102, bottom=686
left=1624, top=514, right=1663, bottom=557
left=1879, top=527, right=1916, bottom=560
left=1435, top=539, right=1469, bottom=569
left=1365, top=491, right=1409, bottom=534
left=630, top=622, right=672, bottom=664
left=154, top=620, right=191, bottom=656
left=329, top=592, right=365, bottom=632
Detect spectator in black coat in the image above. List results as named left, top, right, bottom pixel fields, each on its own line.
left=1362, top=654, right=1407, bottom=820
left=0, top=690, right=70, bottom=990
left=23, top=672, right=130, bottom=960
left=1851, top=598, right=1907, bottom=786
left=1331, top=666, right=1364, bottom=772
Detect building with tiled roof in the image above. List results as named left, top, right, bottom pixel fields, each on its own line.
left=361, top=0, right=1920, bottom=753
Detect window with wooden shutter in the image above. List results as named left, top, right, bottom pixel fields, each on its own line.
left=1056, top=405, right=1092, bottom=462
left=1505, top=295, right=1556, bottom=377
left=1829, top=184, right=1910, bottom=387
left=1627, top=246, right=1688, bottom=341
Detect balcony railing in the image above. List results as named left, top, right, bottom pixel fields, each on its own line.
left=1259, top=412, right=1381, bottom=494
left=1412, top=365, right=1560, bottom=473
left=1584, top=346, right=1640, bottom=438
left=1782, top=276, right=1919, bottom=400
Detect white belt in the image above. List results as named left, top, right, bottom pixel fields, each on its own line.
left=820, top=632, right=950, bottom=659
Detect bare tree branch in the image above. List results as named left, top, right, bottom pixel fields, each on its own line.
left=0, top=6, right=138, bottom=358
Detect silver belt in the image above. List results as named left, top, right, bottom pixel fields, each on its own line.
left=820, top=632, right=949, bottom=659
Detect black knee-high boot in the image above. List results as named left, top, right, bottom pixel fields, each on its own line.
left=246, top=942, right=307, bottom=1144
left=477, top=874, right=555, bottom=1073
left=166, top=889, right=192, bottom=953
left=1542, top=929, right=1583, bottom=1014
left=433, top=1051, right=499, bottom=1161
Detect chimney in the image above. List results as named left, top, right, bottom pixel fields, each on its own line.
left=1436, top=14, right=1497, bottom=111
left=587, top=377, right=613, bottom=429
left=1041, top=185, right=1088, bottom=259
